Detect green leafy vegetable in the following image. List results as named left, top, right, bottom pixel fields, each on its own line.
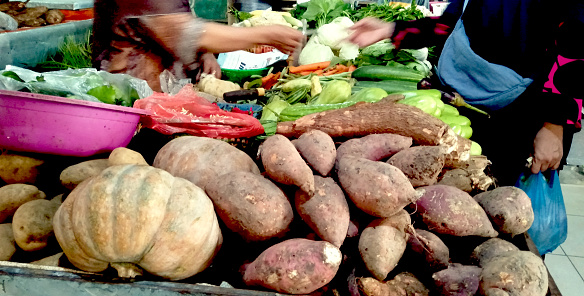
left=37, top=31, right=93, bottom=71
left=302, top=0, right=350, bottom=28
left=1, top=71, right=24, bottom=82
left=350, top=0, right=424, bottom=22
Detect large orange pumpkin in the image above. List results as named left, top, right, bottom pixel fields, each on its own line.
left=53, top=164, right=222, bottom=280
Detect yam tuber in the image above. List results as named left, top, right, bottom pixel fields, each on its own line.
left=479, top=251, right=548, bottom=296
left=358, top=272, right=430, bottom=296
left=408, top=229, right=450, bottom=271
left=432, top=264, right=482, bottom=296
left=276, top=98, right=458, bottom=150
left=470, top=238, right=519, bottom=266
left=45, top=9, right=64, bottom=24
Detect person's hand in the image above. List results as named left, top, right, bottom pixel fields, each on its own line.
left=260, top=25, right=303, bottom=55
left=199, top=52, right=221, bottom=80
left=348, top=17, right=395, bottom=48
left=531, top=123, right=564, bottom=174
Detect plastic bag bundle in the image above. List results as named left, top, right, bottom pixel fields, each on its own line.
left=515, top=171, right=568, bottom=255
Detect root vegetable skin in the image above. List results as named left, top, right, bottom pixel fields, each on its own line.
left=479, top=251, right=548, bottom=296
left=387, top=146, right=446, bottom=187
left=60, top=159, right=109, bottom=191
left=470, top=238, right=519, bottom=266
left=205, top=171, right=293, bottom=242
left=261, top=135, right=315, bottom=195
left=243, top=238, right=342, bottom=294
left=432, top=264, right=482, bottom=296
left=276, top=98, right=452, bottom=147
left=408, top=229, right=450, bottom=270
left=0, top=184, right=46, bottom=223
left=0, top=223, right=16, bottom=261
left=358, top=272, right=430, bottom=296
left=338, top=157, right=421, bottom=218
left=414, top=185, right=498, bottom=237
left=12, top=199, right=60, bottom=251
left=473, top=187, right=534, bottom=237
left=359, top=225, right=407, bottom=281
left=367, top=209, right=412, bottom=235
left=293, top=130, right=337, bottom=176
left=336, top=133, right=413, bottom=162
left=295, top=176, right=350, bottom=247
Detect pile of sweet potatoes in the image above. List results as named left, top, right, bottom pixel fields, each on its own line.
left=0, top=110, right=547, bottom=296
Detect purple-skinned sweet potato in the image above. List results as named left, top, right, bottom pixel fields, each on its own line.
left=336, top=133, right=413, bottom=163
left=432, top=264, right=482, bottom=296
left=243, top=238, right=342, bottom=294
left=470, top=238, right=519, bottom=266
left=295, top=176, right=350, bottom=247
left=408, top=229, right=450, bottom=270
left=413, top=185, right=498, bottom=237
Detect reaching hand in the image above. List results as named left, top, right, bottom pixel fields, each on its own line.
left=199, top=52, right=221, bottom=79
left=531, top=123, right=564, bottom=174
left=262, top=25, right=304, bottom=55
left=348, top=17, right=395, bottom=48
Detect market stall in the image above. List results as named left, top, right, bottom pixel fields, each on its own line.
left=0, top=1, right=569, bottom=295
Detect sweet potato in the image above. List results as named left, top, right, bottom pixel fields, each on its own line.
left=359, top=224, right=407, bottom=280
left=367, top=209, right=412, bottom=235
left=0, top=184, right=46, bottom=223
left=338, top=157, right=421, bottom=217
left=358, top=272, right=430, bottom=296
left=12, top=199, right=60, bottom=251
left=108, top=147, right=149, bottom=166
left=408, top=229, right=450, bottom=270
left=295, top=176, right=350, bottom=247
left=473, top=187, right=534, bottom=237
left=154, top=136, right=261, bottom=190
left=470, top=238, right=519, bottom=266
left=60, top=159, right=109, bottom=191
left=0, top=153, right=44, bottom=184
left=243, top=238, right=342, bottom=294
left=205, top=171, right=293, bottom=242
left=432, top=264, right=482, bottom=296
left=45, top=9, right=64, bottom=24
left=13, top=6, right=48, bottom=25
left=438, top=169, right=473, bottom=192
left=293, top=130, right=337, bottom=176
left=413, top=185, right=498, bottom=237
left=261, top=135, right=315, bottom=194
left=479, top=250, right=548, bottom=296
left=387, top=146, right=446, bottom=187
left=0, top=223, right=16, bottom=261
left=336, top=133, right=412, bottom=163
left=484, top=288, right=510, bottom=296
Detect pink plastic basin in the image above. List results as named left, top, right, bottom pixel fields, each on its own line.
left=0, top=90, right=150, bottom=157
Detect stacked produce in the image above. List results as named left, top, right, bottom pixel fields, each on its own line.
left=0, top=94, right=547, bottom=295
left=0, top=1, right=64, bottom=29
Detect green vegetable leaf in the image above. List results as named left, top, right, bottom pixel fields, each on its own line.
left=2, top=71, right=25, bottom=82
left=87, top=85, right=117, bottom=104
left=302, top=0, right=348, bottom=27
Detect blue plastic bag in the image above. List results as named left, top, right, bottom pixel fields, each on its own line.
left=515, top=171, right=568, bottom=255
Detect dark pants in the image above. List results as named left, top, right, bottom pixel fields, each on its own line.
left=461, top=91, right=577, bottom=186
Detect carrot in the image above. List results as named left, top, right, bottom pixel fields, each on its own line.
left=299, top=71, right=312, bottom=76
left=314, top=69, right=324, bottom=76
left=335, top=65, right=350, bottom=73
left=349, top=65, right=357, bottom=72
left=323, top=69, right=339, bottom=76
left=289, top=61, right=331, bottom=74
left=262, top=72, right=281, bottom=90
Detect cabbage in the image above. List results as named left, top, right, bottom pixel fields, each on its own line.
left=299, top=42, right=334, bottom=65
left=330, top=16, right=354, bottom=29
left=339, top=42, right=360, bottom=60
left=349, top=88, right=388, bottom=103
left=317, top=21, right=352, bottom=50
left=311, top=80, right=352, bottom=104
